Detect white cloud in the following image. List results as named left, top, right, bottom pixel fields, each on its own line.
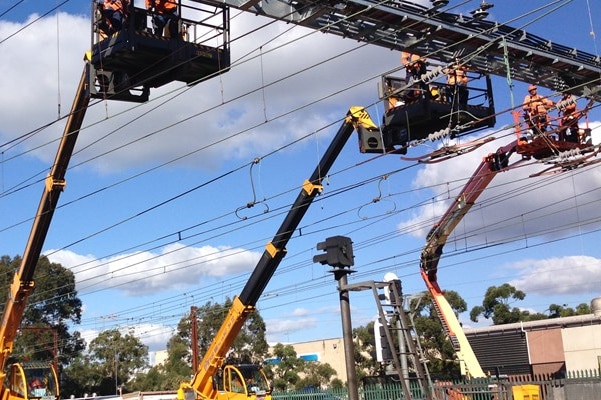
left=508, top=255, right=601, bottom=296
left=6, top=4, right=601, bottom=353
left=128, top=323, right=175, bottom=352
left=78, top=323, right=174, bottom=353
left=266, top=316, right=317, bottom=339
left=47, top=243, right=262, bottom=296
left=0, top=13, right=89, bottom=160
left=291, top=308, right=310, bottom=317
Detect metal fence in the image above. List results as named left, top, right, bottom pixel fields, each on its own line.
left=272, top=369, right=601, bottom=400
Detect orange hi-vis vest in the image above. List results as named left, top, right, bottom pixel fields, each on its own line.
left=523, top=94, right=553, bottom=115
left=446, top=64, right=468, bottom=86
left=104, top=0, right=127, bottom=13
left=146, top=0, right=177, bottom=12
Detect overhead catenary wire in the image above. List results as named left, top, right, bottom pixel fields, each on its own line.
left=7, top=114, right=596, bottom=298
left=0, top=0, right=537, bottom=162
left=0, top=0, right=26, bottom=20
left=0, top=0, right=585, bottom=205
left=10, top=3, right=601, bottom=360
left=5, top=142, right=600, bottom=340
left=18, top=153, right=601, bottom=328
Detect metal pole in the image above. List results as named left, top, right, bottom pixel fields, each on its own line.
left=191, top=306, right=199, bottom=372
left=313, top=235, right=357, bottom=399
left=396, top=319, right=409, bottom=380
left=338, top=274, right=359, bottom=400
left=115, top=351, right=118, bottom=395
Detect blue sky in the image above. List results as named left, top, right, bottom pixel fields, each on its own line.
left=1, top=0, right=600, bottom=360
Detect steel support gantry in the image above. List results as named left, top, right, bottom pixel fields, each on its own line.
left=196, top=0, right=600, bottom=98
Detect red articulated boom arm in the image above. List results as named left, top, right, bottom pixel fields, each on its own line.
left=419, top=140, right=522, bottom=378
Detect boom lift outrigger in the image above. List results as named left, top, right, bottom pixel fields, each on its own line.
left=0, top=2, right=230, bottom=400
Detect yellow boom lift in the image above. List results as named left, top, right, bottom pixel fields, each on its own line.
left=0, top=2, right=229, bottom=399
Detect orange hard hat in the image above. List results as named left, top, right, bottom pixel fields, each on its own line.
left=528, top=84, right=537, bottom=91
left=410, top=54, right=421, bottom=62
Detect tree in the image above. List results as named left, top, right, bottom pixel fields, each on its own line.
left=185, top=299, right=268, bottom=367
left=129, top=333, right=191, bottom=392
left=265, top=343, right=304, bottom=391
left=60, top=355, right=103, bottom=397
left=297, top=362, right=337, bottom=390
left=547, top=302, right=591, bottom=318
left=410, top=290, right=467, bottom=379
left=352, top=322, right=378, bottom=380
left=85, top=329, right=149, bottom=395
left=228, top=302, right=269, bottom=365
left=0, top=255, right=85, bottom=374
left=471, top=283, right=592, bottom=325
left=469, top=283, right=527, bottom=325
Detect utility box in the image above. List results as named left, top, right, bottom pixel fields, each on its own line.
left=512, top=384, right=540, bottom=400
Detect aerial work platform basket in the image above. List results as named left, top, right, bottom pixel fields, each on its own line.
left=89, top=0, right=230, bottom=102
left=378, top=73, right=496, bottom=150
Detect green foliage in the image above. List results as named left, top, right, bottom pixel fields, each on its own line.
left=469, top=283, right=526, bottom=324
left=409, top=291, right=464, bottom=379
left=469, top=283, right=591, bottom=325
left=265, top=343, right=339, bottom=390
left=297, top=362, right=337, bottom=390
left=266, top=344, right=304, bottom=391
left=90, top=329, right=149, bottom=393
left=0, top=255, right=86, bottom=395
left=229, top=303, right=268, bottom=364
left=330, top=378, right=344, bottom=389
left=60, top=355, right=104, bottom=397
left=130, top=299, right=270, bottom=391
left=129, top=363, right=184, bottom=392
left=547, top=302, right=591, bottom=318
left=165, top=329, right=195, bottom=377
left=62, top=329, right=149, bottom=397
left=352, top=322, right=378, bottom=379
left=133, top=318, right=199, bottom=391
left=191, top=299, right=269, bottom=366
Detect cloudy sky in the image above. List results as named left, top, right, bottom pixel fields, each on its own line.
left=1, top=0, right=600, bottom=360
